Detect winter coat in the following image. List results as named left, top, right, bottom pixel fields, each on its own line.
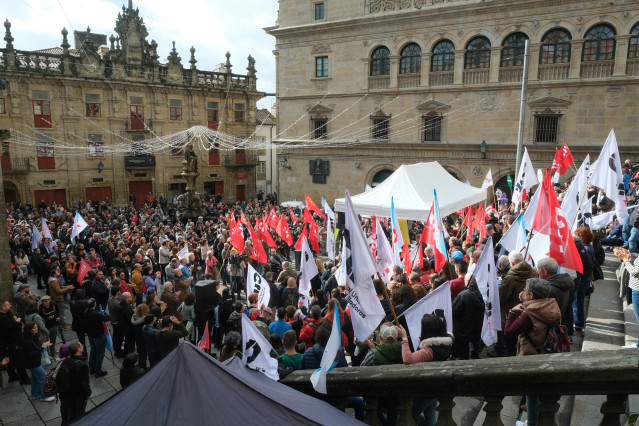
left=452, top=284, right=485, bottom=342
left=48, top=277, right=70, bottom=303
left=505, top=298, right=561, bottom=356
left=70, top=299, right=88, bottom=333
left=120, top=365, right=145, bottom=388
left=547, top=273, right=574, bottom=315
left=299, top=343, right=348, bottom=370
left=401, top=335, right=453, bottom=364
left=23, top=333, right=44, bottom=369
left=499, top=261, right=538, bottom=326
left=371, top=340, right=403, bottom=365
left=84, top=308, right=109, bottom=338
left=0, top=311, right=23, bottom=346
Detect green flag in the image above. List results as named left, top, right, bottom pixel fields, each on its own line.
left=507, top=174, right=513, bottom=188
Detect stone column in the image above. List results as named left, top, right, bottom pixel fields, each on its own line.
left=613, top=35, right=631, bottom=76
left=453, top=50, right=465, bottom=85
left=489, top=46, right=502, bottom=82
left=528, top=42, right=541, bottom=81
left=389, top=55, right=399, bottom=88
left=0, top=168, right=15, bottom=302
left=361, top=58, right=370, bottom=90
left=420, top=52, right=431, bottom=87
left=569, top=39, right=584, bottom=79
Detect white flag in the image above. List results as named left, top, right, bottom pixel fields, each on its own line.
left=512, top=148, right=539, bottom=206
left=335, top=240, right=347, bottom=287
left=390, top=197, right=404, bottom=267
left=482, top=169, right=493, bottom=190
left=240, top=314, right=279, bottom=380
left=343, top=189, right=386, bottom=342
left=373, top=217, right=394, bottom=283
left=365, top=183, right=372, bottom=192
left=321, top=197, right=335, bottom=221
left=572, top=196, right=594, bottom=231
left=561, top=155, right=590, bottom=228
left=589, top=129, right=628, bottom=220
left=70, top=212, right=88, bottom=242
left=471, top=238, right=501, bottom=346
left=401, top=282, right=453, bottom=350
left=591, top=210, right=616, bottom=231
left=177, top=246, right=189, bottom=260
left=41, top=217, right=52, bottom=240
left=522, top=187, right=540, bottom=231
left=326, top=218, right=335, bottom=261
left=497, top=213, right=528, bottom=254
left=32, top=225, right=42, bottom=250
left=310, top=300, right=342, bottom=394
left=299, top=236, right=318, bottom=309
left=246, top=264, right=271, bottom=308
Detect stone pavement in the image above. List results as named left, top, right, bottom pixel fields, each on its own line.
left=1, top=253, right=637, bottom=425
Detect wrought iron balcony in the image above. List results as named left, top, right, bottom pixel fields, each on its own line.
left=223, top=154, right=258, bottom=168
left=125, top=155, right=156, bottom=169
left=1, top=157, right=30, bottom=173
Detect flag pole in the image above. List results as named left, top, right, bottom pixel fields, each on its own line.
left=377, top=271, right=399, bottom=325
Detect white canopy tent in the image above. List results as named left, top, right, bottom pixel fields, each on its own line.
left=334, top=162, right=487, bottom=220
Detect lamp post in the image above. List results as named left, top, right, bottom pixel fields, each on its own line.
left=280, top=157, right=291, bottom=170
left=480, top=140, right=487, bottom=159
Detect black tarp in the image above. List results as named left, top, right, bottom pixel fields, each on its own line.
left=75, top=342, right=363, bottom=425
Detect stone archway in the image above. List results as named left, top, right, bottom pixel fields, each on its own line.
left=3, top=180, right=19, bottom=205
left=365, top=164, right=396, bottom=188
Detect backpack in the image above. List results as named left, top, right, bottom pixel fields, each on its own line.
left=54, top=358, right=75, bottom=394
left=532, top=323, right=571, bottom=354
left=43, top=360, right=65, bottom=397
left=285, top=288, right=298, bottom=308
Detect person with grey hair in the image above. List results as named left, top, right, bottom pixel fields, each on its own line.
left=537, top=257, right=574, bottom=331
left=499, top=250, right=538, bottom=356
left=497, top=255, right=511, bottom=278
left=505, top=277, right=561, bottom=426
left=219, top=331, right=242, bottom=362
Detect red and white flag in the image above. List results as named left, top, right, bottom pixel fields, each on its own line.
left=551, top=141, right=574, bottom=176
left=275, top=215, right=293, bottom=246
left=267, top=207, right=280, bottom=229
left=420, top=191, right=448, bottom=273
left=294, top=224, right=307, bottom=250
left=305, top=194, right=326, bottom=220
left=248, top=223, right=268, bottom=264
left=77, top=258, right=92, bottom=283
left=287, top=205, right=298, bottom=224
left=372, top=217, right=394, bottom=282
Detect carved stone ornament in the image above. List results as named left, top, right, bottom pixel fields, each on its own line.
left=527, top=96, right=572, bottom=107
left=531, top=20, right=540, bottom=30
left=311, top=44, right=331, bottom=53
left=416, top=99, right=450, bottom=112
left=306, top=104, right=334, bottom=114
left=621, top=11, right=629, bottom=20
left=314, top=80, right=328, bottom=91
left=477, top=92, right=497, bottom=112
left=309, top=159, right=330, bottom=184
left=606, top=87, right=623, bottom=108
left=473, top=166, right=484, bottom=177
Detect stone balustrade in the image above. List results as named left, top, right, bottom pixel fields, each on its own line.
left=498, top=66, right=523, bottom=83
left=429, top=71, right=453, bottom=86
left=581, top=60, right=614, bottom=79
left=463, top=69, right=489, bottom=85
left=280, top=349, right=639, bottom=426
left=398, top=73, right=421, bottom=88
left=626, top=58, right=639, bottom=77
left=538, top=63, right=569, bottom=81
left=369, top=75, right=391, bottom=90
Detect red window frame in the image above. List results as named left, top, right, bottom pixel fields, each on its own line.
left=235, top=148, right=246, bottom=164
left=33, top=100, right=51, bottom=128
left=209, top=142, right=220, bottom=165
left=1, top=141, right=10, bottom=170
left=234, top=104, right=245, bottom=123
left=37, top=140, right=55, bottom=170
left=169, top=106, right=182, bottom=121
left=130, top=105, right=145, bottom=130
left=85, top=102, right=101, bottom=117
left=207, top=107, right=219, bottom=130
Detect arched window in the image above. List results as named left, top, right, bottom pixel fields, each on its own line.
left=583, top=24, right=616, bottom=61
left=540, top=28, right=572, bottom=64
left=464, top=36, right=491, bottom=69
left=500, top=32, right=529, bottom=67
left=370, top=46, right=390, bottom=76
left=372, top=169, right=394, bottom=187
left=400, top=43, right=421, bottom=74
left=431, top=40, right=455, bottom=72
left=629, top=23, right=639, bottom=58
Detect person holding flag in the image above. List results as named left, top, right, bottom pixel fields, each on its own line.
left=71, top=212, right=89, bottom=242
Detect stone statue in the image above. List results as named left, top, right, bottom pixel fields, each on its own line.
left=176, top=143, right=206, bottom=221
left=184, top=144, right=198, bottom=173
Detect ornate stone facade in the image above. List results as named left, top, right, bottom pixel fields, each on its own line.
left=0, top=3, right=265, bottom=207
left=267, top=0, right=639, bottom=204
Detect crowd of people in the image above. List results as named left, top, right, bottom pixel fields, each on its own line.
left=0, top=163, right=638, bottom=426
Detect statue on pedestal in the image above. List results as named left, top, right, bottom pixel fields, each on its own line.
left=176, top=143, right=207, bottom=221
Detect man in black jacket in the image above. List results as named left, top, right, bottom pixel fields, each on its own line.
left=92, top=270, right=110, bottom=311
left=451, top=276, right=486, bottom=360
left=117, top=292, right=136, bottom=356
left=0, top=300, right=30, bottom=384
left=57, top=342, right=91, bottom=425
left=84, top=298, right=110, bottom=378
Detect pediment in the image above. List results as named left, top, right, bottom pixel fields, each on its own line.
left=307, top=104, right=334, bottom=114
left=527, top=97, right=572, bottom=107
left=416, top=100, right=450, bottom=112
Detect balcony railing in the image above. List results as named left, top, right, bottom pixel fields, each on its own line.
left=125, top=119, right=153, bottom=132
left=281, top=349, right=639, bottom=425
left=581, top=60, right=614, bottom=79
left=368, top=76, right=390, bottom=90
left=463, top=69, right=489, bottom=85
left=398, top=73, right=420, bottom=88
left=124, top=155, right=156, bottom=169
left=499, top=66, right=523, bottom=83
left=626, top=58, right=639, bottom=76
left=538, top=63, right=570, bottom=81
left=429, top=71, right=453, bottom=86
left=223, top=154, right=258, bottom=167
left=1, top=157, right=30, bottom=173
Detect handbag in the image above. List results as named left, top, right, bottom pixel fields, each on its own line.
left=41, top=346, right=52, bottom=366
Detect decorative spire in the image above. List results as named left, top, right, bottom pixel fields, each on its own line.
left=150, top=40, right=159, bottom=64
left=189, top=46, right=196, bottom=68
left=61, top=27, right=70, bottom=53
left=225, top=51, right=232, bottom=73
left=167, top=41, right=182, bottom=66
left=83, top=26, right=96, bottom=53
left=4, top=19, right=14, bottom=50
left=128, top=0, right=133, bottom=10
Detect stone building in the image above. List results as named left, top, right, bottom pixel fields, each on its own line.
left=255, top=108, right=277, bottom=195
left=0, top=2, right=265, bottom=208
left=266, top=0, right=639, bottom=204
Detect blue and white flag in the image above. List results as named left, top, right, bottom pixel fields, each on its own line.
left=32, top=225, right=42, bottom=250
left=41, top=218, right=52, bottom=240
left=70, top=212, right=88, bottom=242
left=390, top=197, right=404, bottom=267
left=241, top=314, right=279, bottom=380
left=98, top=305, right=113, bottom=352
left=310, top=300, right=341, bottom=394
left=497, top=213, right=528, bottom=254
left=177, top=246, right=189, bottom=260
left=365, top=183, right=372, bottom=192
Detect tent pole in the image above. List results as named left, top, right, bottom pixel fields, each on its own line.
left=515, top=39, right=531, bottom=182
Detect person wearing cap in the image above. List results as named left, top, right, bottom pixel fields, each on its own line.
left=38, top=296, right=60, bottom=354
left=362, top=323, right=403, bottom=366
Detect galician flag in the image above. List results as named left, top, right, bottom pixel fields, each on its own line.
left=482, top=169, right=493, bottom=189
left=310, top=300, right=342, bottom=394
left=32, top=225, right=42, bottom=250
left=70, top=212, right=88, bottom=242
left=420, top=191, right=448, bottom=272
left=41, top=218, right=52, bottom=240
left=390, top=196, right=404, bottom=267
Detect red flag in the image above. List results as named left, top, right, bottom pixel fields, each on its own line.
left=131, top=214, right=138, bottom=225
left=294, top=224, right=307, bottom=250
left=531, top=168, right=583, bottom=273
left=473, top=204, right=486, bottom=239
left=485, top=203, right=495, bottom=216
left=302, top=207, right=314, bottom=224
left=256, top=218, right=277, bottom=249
left=229, top=214, right=245, bottom=251
left=401, top=243, right=411, bottom=274
left=422, top=208, right=447, bottom=272
left=240, top=210, right=248, bottom=226
left=305, top=194, right=326, bottom=220
left=248, top=222, right=268, bottom=264
left=287, top=205, right=298, bottom=224
left=414, top=244, right=424, bottom=270
left=77, top=258, right=91, bottom=283
left=276, top=215, right=293, bottom=246
left=551, top=141, right=574, bottom=176
left=309, top=220, right=320, bottom=253
left=197, top=321, right=210, bottom=351
left=267, top=207, right=280, bottom=229
left=371, top=216, right=378, bottom=260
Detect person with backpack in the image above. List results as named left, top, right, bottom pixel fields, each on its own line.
left=225, top=301, right=245, bottom=336
left=282, top=277, right=299, bottom=308
left=56, top=342, right=91, bottom=425
left=504, top=278, right=561, bottom=426
left=451, top=276, right=486, bottom=360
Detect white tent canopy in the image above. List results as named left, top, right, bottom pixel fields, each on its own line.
left=334, top=162, right=487, bottom=220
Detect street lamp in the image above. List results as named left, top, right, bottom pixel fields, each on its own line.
left=280, top=157, right=291, bottom=169
left=480, top=140, right=487, bottom=159
left=98, top=161, right=104, bottom=173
